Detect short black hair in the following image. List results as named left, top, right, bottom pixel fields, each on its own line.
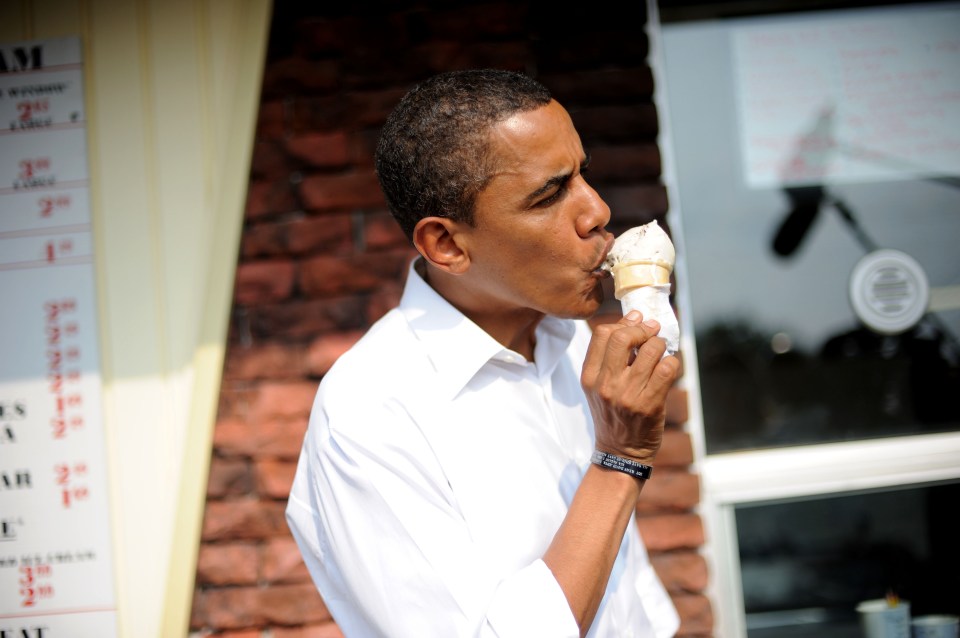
left=375, top=69, right=553, bottom=239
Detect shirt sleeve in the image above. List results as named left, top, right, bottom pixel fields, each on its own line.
left=285, top=398, right=580, bottom=638
left=482, top=559, right=579, bottom=637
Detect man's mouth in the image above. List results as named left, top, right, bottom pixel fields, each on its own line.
left=591, top=234, right=615, bottom=276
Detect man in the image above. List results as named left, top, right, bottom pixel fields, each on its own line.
left=286, top=69, right=681, bottom=637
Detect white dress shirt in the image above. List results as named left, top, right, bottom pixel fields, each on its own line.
left=286, top=260, right=680, bottom=638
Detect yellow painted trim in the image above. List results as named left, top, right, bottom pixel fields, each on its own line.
left=158, top=1, right=272, bottom=635
left=137, top=0, right=167, bottom=376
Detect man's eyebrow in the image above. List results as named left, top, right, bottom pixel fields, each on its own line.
left=523, top=154, right=591, bottom=206
left=524, top=172, right=571, bottom=205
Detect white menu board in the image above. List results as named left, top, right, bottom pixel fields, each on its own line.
left=0, top=37, right=118, bottom=636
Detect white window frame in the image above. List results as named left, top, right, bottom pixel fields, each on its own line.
left=645, top=2, right=960, bottom=635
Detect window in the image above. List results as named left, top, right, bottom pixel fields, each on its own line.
left=651, top=1, right=960, bottom=634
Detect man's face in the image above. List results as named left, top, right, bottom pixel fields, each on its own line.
left=459, top=99, right=613, bottom=319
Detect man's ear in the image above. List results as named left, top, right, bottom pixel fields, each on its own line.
left=412, top=216, right=470, bottom=274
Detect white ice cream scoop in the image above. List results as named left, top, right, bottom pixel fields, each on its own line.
left=602, top=220, right=680, bottom=356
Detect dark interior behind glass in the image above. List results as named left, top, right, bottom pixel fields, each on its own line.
left=736, top=481, right=960, bottom=636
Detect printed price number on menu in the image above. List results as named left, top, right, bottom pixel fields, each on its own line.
left=0, top=36, right=118, bottom=635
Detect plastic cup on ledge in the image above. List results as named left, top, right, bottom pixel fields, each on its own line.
left=911, top=615, right=959, bottom=638
left=857, top=598, right=911, bottom=638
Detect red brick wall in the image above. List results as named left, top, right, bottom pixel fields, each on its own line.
left=190, top=2, right=713, bottom=636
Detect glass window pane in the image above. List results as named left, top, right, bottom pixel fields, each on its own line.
left=661, top=3, right=960, bottom=453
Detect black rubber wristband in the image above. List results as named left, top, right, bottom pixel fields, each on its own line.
left=591, top=450, right=653, bottom=480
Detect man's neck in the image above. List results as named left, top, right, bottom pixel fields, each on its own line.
left=417, top=259, right=543, bottom=361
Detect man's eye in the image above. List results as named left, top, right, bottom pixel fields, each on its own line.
left=536, top=188, right=565, bottom=207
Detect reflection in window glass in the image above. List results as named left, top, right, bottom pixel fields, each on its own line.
left=736, top=481, right=960, bottom=637
left=661, top=2, right=960, bottom=453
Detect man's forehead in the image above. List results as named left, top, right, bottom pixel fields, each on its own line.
left=495, top=105, right=546, bottom=138
left=485, top=101, right=585, bottom=171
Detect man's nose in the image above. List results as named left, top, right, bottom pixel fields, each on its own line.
left=575, top=179, right=611, bottom=237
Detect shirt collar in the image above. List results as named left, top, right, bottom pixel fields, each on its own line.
left=399, top=259, right=576, bottom=399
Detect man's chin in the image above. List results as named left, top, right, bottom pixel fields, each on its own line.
left=543, top=281, right=607, bottom=319
left=557, top=296, right=605, bottom=321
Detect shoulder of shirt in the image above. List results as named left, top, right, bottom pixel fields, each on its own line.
left=319, top=308, right=422, bottom=395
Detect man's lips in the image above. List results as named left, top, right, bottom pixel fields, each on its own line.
left=591, top=234, right=616, bottom=275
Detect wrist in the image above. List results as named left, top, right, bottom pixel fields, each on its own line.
left=593, top=443, right=658, bottom=467
left=590, top=450, right=653, bottom=481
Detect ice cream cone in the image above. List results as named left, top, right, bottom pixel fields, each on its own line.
left=603, top=221, right=680, bottom=356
